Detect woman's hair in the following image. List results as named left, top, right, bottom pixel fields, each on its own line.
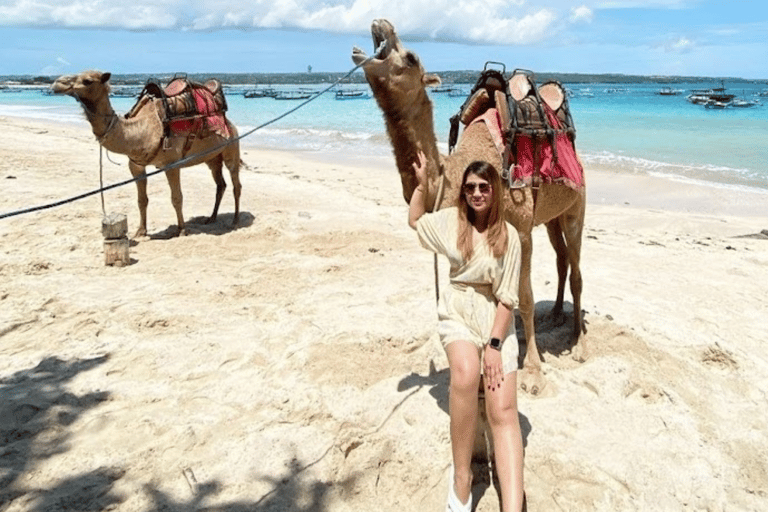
left=457, top=161, right=508, bottom=260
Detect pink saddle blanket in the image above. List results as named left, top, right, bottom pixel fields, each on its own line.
left=469, top=105, right=583, bottom=190
left=512, top=104, right=583, bottom=190
left=169, top=88, right=230, bottom=138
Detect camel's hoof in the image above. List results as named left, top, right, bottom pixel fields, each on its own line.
left=520, top=368, right=547, bottom=396
left=571, top=341, right=590, bottom=363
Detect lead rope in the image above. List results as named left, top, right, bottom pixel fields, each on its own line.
left=431, top=170, right=446, bottom=304
left=99, top=146, right=106, bottom=216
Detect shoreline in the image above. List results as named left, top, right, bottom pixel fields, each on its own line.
left=3, top=114, right=766, bottom=221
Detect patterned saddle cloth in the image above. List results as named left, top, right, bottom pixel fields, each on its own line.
left=128, top=75, right=230, bottom=139
left=450, top=66, right=583, bottom=190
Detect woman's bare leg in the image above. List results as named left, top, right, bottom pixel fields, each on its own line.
left=445, top=341, right=482, bottom=505
left=485, top=371, right=524, bottom=511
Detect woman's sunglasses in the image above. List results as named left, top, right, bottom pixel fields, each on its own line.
left=463, top=182, right=491, bottom=195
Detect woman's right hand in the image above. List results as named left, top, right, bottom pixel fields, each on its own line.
left=412, top=150, right=428, bottom=188
left=408, top=150, right=429, bottom=229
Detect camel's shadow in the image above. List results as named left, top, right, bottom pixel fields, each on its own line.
left=148, top=211, right=255, bottom=240
left=517, top=300, right=585, bottom=361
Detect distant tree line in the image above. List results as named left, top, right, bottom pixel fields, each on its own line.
left=1, top=71, right=764, bottom=87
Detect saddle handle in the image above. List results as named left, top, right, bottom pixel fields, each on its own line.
left=512, top=68, right=535, bottom=79
left=484, top=61, right=506, bottom=75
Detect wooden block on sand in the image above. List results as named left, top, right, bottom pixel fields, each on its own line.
left=104, top=237, right=130, bottom=267
left=102, top=213, right=128, bottom=239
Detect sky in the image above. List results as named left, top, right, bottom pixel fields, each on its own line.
left=1, top=0, right=767, bottom=79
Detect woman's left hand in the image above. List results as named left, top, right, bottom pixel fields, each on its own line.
left=483, top=348, right=504, bottom=392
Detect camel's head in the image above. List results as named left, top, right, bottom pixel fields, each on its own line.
left=352, top=19, right=441, bottom=111
left=51, top=71, right=112, bottom=110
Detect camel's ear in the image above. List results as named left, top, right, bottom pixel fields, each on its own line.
left=423, top=73, right=441, bottom=88
left=100, top=72, right=112, bottom=84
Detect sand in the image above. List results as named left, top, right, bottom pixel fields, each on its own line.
left=1, top=116, right=767, bottom=511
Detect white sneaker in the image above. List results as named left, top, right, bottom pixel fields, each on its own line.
left=446, top=466, right=472, bottom=512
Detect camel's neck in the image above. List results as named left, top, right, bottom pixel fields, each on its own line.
left=83, top=96, right=161, bottom=162
left=80, top=95, right=117, bottom=142
left=377, top=88, right=444, bottom=207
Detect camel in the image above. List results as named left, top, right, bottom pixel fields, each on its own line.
left=352, top=19, right=587, bottom=394
left=52, top=70, right=241, bottom=238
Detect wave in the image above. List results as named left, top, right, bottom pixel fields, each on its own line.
left=581, top=150, right=768, bottom=191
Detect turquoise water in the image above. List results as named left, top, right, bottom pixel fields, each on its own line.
left=2, top=80, right=767, bottom=191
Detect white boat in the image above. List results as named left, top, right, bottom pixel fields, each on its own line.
left=686, top=82, right=735, bottom=106
left=658, top=87, right=682, bottom=96
left=244, top=87, right=277, bottom=98
left=731, top=98, right=760, bottom=108
left=335, top=89, right=370, bottom=100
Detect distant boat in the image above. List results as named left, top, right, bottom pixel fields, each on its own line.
left=431, top=85, right=460, bottom=94
left=730, top=98, right=760, bottom=108
left=274, top=91, right=312, bottom=100
left=704, top=100, right=730, bottom=109
left=335, top=89, right=370, bottom=100
left=244, top=87, right=278, bottom=98
left=447, top=88, right=469, bottom=98
left=686, top=82, right=735, bottom=106
left=658, top=87, right=682, bottom=96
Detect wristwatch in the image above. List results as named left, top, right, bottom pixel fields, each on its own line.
left=488, top=337, right=503, bottom=351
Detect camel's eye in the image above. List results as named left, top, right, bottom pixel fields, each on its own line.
left=83, top=79, right=93, bottom=86
left=405, top=52, right=418, bottom=67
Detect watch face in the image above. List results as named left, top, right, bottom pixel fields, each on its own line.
left=490, top=337, right=502, bottom=348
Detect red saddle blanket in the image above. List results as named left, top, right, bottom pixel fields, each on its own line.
left=167, top=87, right=230, bottom=139
left=512, top=103, right=583, bottom=189
left=469, top=104, right=583, bottom=190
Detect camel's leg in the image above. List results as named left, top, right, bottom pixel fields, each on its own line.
left=164, top=167, right=185, bottom=236
left=205, top=155, right=226, bottom=224
left=517, top=232, right=546, bottom=396
left=129, top=161, right=149, bottom=238
left=545, top=219, right=569, bottom=321
left=223, top=139, right=242, bottom=226
left=562, top=202, right=587, bottom=361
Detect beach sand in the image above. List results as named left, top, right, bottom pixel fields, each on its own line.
left=1, top=116, right=767, bottom=511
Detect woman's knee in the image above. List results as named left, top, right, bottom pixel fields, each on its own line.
left=485, top=378, right=519, bottom=427
left=446, top=342, right=481, bottom=393
left=485, top=399, right=518, bottom=427
left=450, top=359, right=481, bottom=394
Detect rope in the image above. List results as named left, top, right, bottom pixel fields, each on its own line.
left=431, top=171, right=447, bottom=304
left=99, top=146, right=106, bottom=216
left=0, top=41, right=387, bottom=222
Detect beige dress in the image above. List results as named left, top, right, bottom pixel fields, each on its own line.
left=416, top=207, right=522, bottom=375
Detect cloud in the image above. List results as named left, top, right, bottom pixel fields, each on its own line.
left=569, top=5, right=593, bottom=22
left=665, top=36, right=694, bottom=53
left=0, top=0, right=587, bottom=45
left=592, top=0, right=689, bottom=7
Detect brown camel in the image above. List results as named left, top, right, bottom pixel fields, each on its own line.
left=52, top=70, right=241, bottom=238
left=352, top=19, right=587, bottom=394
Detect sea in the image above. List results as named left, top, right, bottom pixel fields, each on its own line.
left=2, top=78, right=768, bottom=193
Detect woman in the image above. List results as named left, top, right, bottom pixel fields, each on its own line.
left=409, top=151, right=525, bottom=512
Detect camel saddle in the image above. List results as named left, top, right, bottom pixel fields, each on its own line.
left=449, top=65, right=583, bottom=190
left=129, top=74, right=230, bottom=140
